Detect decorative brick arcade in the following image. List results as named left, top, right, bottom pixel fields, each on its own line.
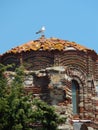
left=1, top=36, right=98, bottom=129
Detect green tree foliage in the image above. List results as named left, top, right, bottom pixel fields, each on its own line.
left=0, top=64, right=66, bottom=130
left=0, top=64, right=8, bottom=97
left=0, top=64, right=10, bottom=129
left=32, top=98, right=66, bottom=130
left=0, top=65, right=33, bottom=130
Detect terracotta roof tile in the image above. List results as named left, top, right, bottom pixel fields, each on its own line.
left=4, top=37, right=93, bottom=54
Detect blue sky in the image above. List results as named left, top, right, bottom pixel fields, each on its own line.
left=0, top=0, right=98, bottom=54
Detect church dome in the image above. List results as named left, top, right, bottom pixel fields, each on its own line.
left=4, top=36, right=94, bottom=54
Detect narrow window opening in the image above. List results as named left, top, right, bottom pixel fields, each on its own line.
left=72, top=80, right=80, bottom=114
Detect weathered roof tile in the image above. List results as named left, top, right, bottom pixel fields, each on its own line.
left=3, top=37, right=93, bottom=55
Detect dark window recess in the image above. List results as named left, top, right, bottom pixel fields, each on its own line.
left=33, top=73, right=50, bottom=93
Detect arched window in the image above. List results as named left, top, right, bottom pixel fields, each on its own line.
left=72, top=80, right=80, bottom=114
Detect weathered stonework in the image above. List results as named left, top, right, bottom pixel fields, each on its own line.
left=1, top=36, right=98, bottom=129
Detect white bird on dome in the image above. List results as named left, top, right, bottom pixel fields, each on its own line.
left=36, top=26, right=45, bottom=34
